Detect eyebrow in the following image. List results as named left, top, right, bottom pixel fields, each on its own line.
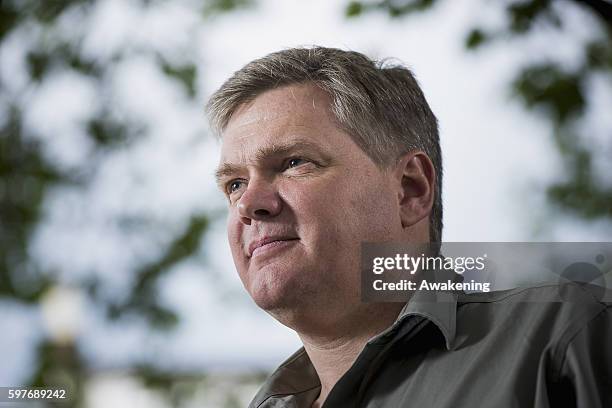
left=214, top=140, right=325, bottom=189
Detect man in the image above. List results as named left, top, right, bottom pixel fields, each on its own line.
left=207, top=47, right=611, bottom=407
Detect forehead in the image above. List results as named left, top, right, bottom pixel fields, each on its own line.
left=219, top=84, right=345, bottom=160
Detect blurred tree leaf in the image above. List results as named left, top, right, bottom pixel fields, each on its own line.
left=203, top=0, right=255, bottom=16
left=31, top=0, right=89, bottom=24
left=465, top=28, right=487, bottom=49
left=586, top=39, right=612, bottom=69
left=27, top=51, right=52, bottom=82
left=345, top=0, right=438, bottom=19
left=507, top=0, right=552, bottom=34
left=548, top=148, right=612, bottom=218
left=0, top=107, right=63, bottom=301
left=106, top=214, right=209, bottom=329
left=346, top=1, right=364, bottom=18
left=27, top=44, right=101, bottom=82
left=0, top=6, right=20, bottom=41
left=86, top=114, right=144, bottom=147
left=159, top=58, right=198, bottom=99
left=512, top=64, right=585, bottom=124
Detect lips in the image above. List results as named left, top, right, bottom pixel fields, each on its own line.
left=247, top=236, right=299, bottom=258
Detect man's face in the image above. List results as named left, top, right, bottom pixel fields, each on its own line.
left=217, top=84, right=403, bottom=322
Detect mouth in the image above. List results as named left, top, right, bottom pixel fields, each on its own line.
left=248, top=237, right=300, bottom=258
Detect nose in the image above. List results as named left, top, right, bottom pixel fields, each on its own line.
left=237, top=179, right=282, bottom=224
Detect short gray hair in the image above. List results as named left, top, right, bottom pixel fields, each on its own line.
left=207, top=46, right=443, bottom=243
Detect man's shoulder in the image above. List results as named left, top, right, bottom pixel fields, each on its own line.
left=455, top=282, right=611, bottom=348
left=457, top=281, right=611, bottom=306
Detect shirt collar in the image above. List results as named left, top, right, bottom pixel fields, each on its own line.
left=364, top=267, right=459, bottom=351
left=396, top=279, right=458, bottom=350
left=250, top=348, right=320, bottom=408
left=250, top=269, right=460, bottom=407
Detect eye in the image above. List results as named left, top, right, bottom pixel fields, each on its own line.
left=227, top=180, right=245, bottom=195
left=286, top=157, right=306, bottom=169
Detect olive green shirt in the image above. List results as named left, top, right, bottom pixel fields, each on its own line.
left=249, top=283, right=612, bottom=407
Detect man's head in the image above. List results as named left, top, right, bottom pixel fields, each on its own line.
left=208, top=47, right=441, bottom=330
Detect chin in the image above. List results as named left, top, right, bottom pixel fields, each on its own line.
left=243, top=260, right=294, bottom=295
left=249, top=282, right=293, bottom=311
left=247, top=275, right=308, bottom=319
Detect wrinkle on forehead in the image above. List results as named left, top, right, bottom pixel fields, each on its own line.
left=224, top=84, right=332, bottom=135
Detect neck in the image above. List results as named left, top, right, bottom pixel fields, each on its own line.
left=298, top=302, right=404, bottom=406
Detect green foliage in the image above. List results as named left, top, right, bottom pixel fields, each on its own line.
left=549, top=149, right=612, bottom=218
left=1, top=0, right=87, bottom=28
left=586, top=39, right=612, bottom=69
left=345, top=0, right=438, bottom=19
left=465, top=28, right=487, bottom=49
left=0, top=6, right=20, bottom=41
left=0, top=108, right=62, bottom=302
left=27, top=51, right=52, bottom=81
left=160, top=58, right=198, bottom=99
left=203, top=0, right=255, bottom=16
left=346, top=1, right=364, bottom=17
left=27, top=45, right=101, bottom=81
left=0, top=0, right=250, bottom=404
left=30, top=0, right=89, bottom=24
left=106, top=214, right=209, bottom=329
left=86, top=117, right=131, bottom=147
left=513, top=64, right=585, bottom=124
left=507, top=0, right=556, bottom=34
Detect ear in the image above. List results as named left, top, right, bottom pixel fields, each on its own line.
left=393, top=151, right=436, bottom=229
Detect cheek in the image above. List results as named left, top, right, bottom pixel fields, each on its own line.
left=285, top=176, right=369, bottom=240
left=323, top=174, right=397, bottom=238
left=226, top=212, right=247, bottom=268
